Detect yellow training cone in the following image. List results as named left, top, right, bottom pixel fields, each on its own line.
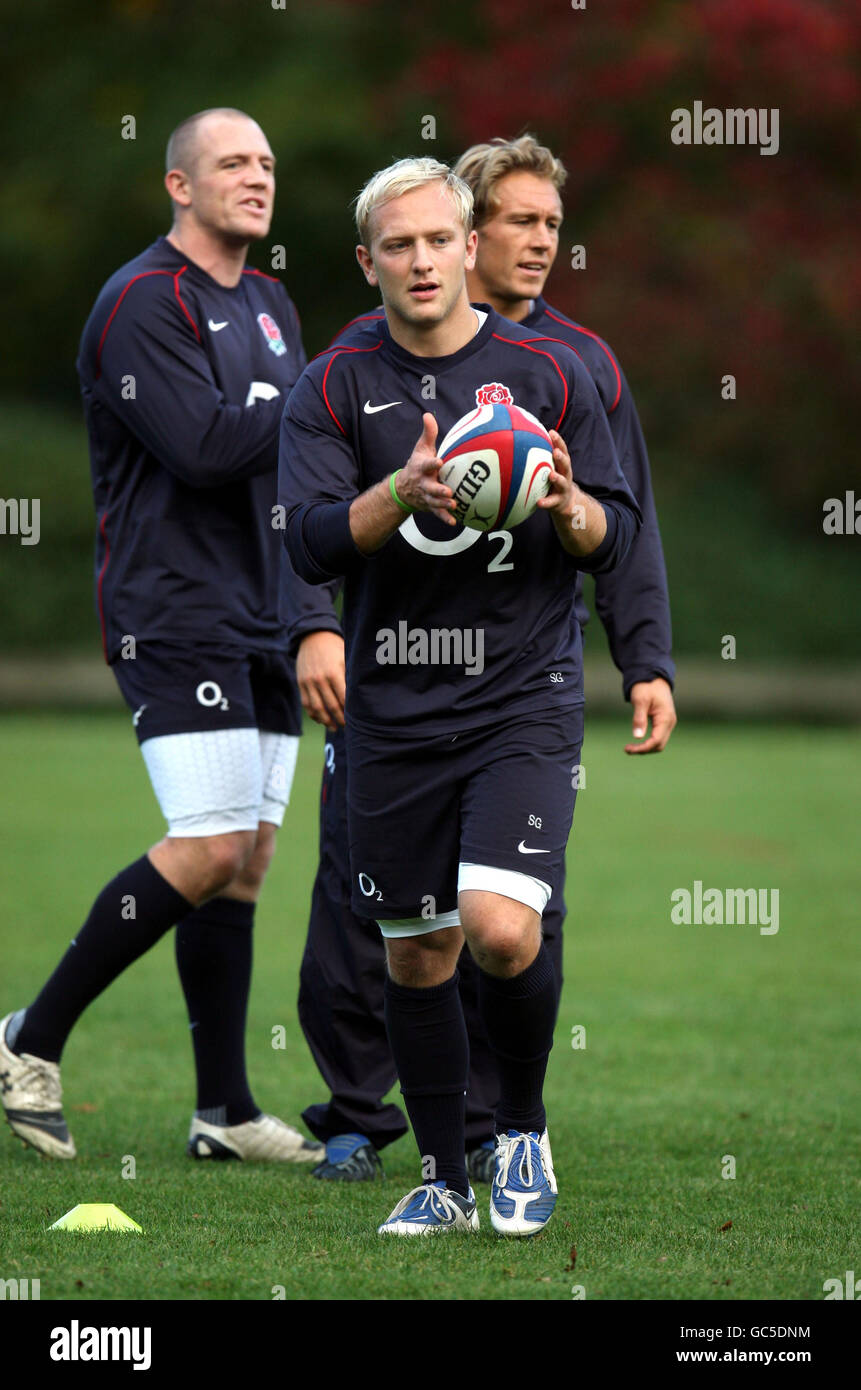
left=49, top=1203, right=142, bottom=1232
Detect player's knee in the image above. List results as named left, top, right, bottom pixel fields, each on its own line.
left=253, top=821, right=278, bottom=872
left=231, top=822, right=277, bottom=892
left=198, top=830, right=258, bottom=893
left=463, top=909, right=539, bottom=973
left=467, top=923, right=526, bottom=972
left=385, top=934, right=458, bottom=988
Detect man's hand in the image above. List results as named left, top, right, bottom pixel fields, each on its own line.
left=296, top=630, right=346, bottom=729
left=395, top=414, right=457, bottom=525
left=349, top=413, right=456, bottom=555
left=625, top=678, right=677, bottom=754
left=536, top=429, right=608, bottom=557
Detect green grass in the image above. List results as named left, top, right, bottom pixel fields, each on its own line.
left=0, top=713, right=857, bottom=1300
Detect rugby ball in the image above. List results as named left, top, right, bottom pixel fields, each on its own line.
left=437, top=401, right=554, bottom=531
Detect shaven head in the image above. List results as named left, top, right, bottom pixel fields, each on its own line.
left=164, top=109, right=275, bottom=255
left=165, top=107, right=258, bottom=176
left=355, top=157, right=473, bottom=248
left=453, top=135, right=567, bottom=227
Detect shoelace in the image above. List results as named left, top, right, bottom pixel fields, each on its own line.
left=495, top=1134, right=538, bottom=1189
left=396, top=1184, right=461, bottom=1222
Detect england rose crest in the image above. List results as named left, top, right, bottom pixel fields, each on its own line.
left=475, top=382, right=513, bottom=406
left=257, top=312, right=287, bottom=357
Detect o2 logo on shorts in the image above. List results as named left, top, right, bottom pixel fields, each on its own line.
left=358, top=872, right=383, bottom=902
left=196, top=680, right=230, bottom=711
left=324, top=742, right=336, bottom=773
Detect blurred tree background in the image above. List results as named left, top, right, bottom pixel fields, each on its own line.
left=1, top=0, right=858, bottom=668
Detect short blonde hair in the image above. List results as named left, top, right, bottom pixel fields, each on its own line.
left=355, top=157, right=473, bottom=246
left=453, top=135, right=567, bottom=226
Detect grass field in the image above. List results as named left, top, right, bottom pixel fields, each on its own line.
left=0, top=712, right=857, bottom=1302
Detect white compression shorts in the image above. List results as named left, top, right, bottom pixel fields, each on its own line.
left=376, top=861, right=553, bottom=939
left=141, top=728, right=299, bottom=837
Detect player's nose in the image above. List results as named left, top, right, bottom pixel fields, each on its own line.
left=245, top=161, right=272, bottom=186
left=411, top=240, right=435, bottom=272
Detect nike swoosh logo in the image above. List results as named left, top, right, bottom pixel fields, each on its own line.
left=5, top=1108, right=71, bottom=1138
left=208, top=319, right=229, bottom=332
left=364, top=400, right=402, bottom=414
left=517, top=841, right=550, bottom=854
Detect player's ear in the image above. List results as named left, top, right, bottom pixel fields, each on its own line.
left=356, top=244, right=378, bottom=287
left=165, top=169, right=192, bottom=208
left=464, top=228, right=478, bottom=272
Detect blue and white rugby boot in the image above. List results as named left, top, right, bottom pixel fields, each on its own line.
left=466, top=1139, right=497, bottom=1184
left=490, top=1129, right=558, bottom=1237
left=312, top=1132, right=384, bottom=1181
left=377, top=1180, right=479, bottom=1235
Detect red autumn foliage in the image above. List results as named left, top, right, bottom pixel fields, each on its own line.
left=388, top=0, right=859, bottom=505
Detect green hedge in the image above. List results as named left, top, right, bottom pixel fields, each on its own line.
left=0, top=404, right=857, bottom=661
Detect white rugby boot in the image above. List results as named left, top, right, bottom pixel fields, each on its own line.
left=187, top=1112, right=324, bottom=1162
left=0, top=1012, right=76, bottom=1159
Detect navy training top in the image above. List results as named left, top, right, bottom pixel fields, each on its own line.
left=78, top=236, right=309, bottom=661
left=278, top=306, right=641, bottom=736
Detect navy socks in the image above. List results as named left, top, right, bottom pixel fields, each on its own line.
left=175, top=896, right=258, bottom=1125
left=476, top=943, right=556, bottom=1135
left=14, top=856, right=191, bottom=1063
left=384, top=972, right=470, bottom=1197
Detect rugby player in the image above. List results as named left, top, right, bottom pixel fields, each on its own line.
left=293, top=136, right=675, bottom=1187
left=279, top=157, right=641, bottom=1234
left=0, top=109, right=323, bottom=1165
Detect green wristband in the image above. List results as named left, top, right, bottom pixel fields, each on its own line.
left=389, top=469, right=414, bottom=514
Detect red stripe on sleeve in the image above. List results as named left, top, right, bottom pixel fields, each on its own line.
left=173, top=267, right=201, bottom=342
left=491, top=334, right=569, bottom=431
left=95, top=270, right=171, bottom=377
left=327, top=310, right=385, bottom=347
left=242, top=267, right=281, bottom=284
left=96, top=503, right=111, bottom=662
left=542, top=309, right=622, bottom=412
left=95, top=266, right=201, bottom=375
left=320, top=343, right=382, bottom=434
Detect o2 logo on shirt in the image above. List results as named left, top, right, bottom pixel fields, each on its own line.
left=196, top=680, right=230, bottom=711
left=358, top=872, right=383, bottom=901
left=399, top=515, right=514, bottom=574
left=256, top=312, right=287, bottom=357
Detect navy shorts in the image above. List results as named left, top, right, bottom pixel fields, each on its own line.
left=346, top=707, right=585, bottom=921
left=111, top=640, right=302, bottom=744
